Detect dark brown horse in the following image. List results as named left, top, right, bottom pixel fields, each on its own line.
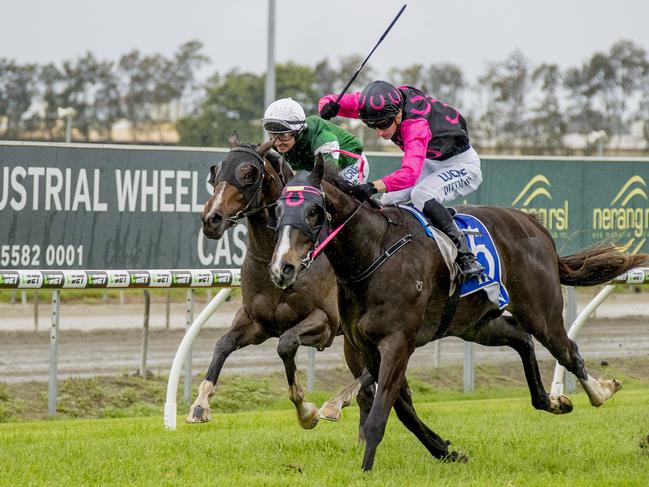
left=269, top=156, right=647, bottom=471
left=188, top=135, right=373, bottom=431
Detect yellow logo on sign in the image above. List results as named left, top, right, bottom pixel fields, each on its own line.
left=592, top=176, right=648, bottom=254
left=512, top=175, right=569, bottom=232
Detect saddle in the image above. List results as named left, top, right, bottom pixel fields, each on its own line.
left=397, top=205, right=509, bottom=309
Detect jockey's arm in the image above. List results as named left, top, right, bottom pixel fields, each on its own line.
left=380, top=118, right=432, bottom=193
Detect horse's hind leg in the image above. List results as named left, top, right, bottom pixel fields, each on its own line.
left=277, top=308, right=334, bottom=429
left=512, top=294, right=621, bottom=407
left=187, top=307, right=269, bottom=423
left=467, top=315, right=573, bottom=414
left=393, top=378, right=467, bottom=463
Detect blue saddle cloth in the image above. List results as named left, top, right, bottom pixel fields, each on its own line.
left=398, top=205, right=510, bottom=309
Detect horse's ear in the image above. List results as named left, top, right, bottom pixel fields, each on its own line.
left=265, top=148, right=283, bottom=173
left=228, top=131, right=240, bottom=149
left=256, top=139, right=274, bottom=156
left=311, top=153, right=325, bottom=185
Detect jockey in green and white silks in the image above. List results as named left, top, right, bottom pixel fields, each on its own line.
left=262, top=98, right=369, bottom=184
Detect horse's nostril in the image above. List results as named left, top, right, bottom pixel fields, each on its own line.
left=281, top=263, right=295, bottom=279
left=206, top=212, right=221, bottom=225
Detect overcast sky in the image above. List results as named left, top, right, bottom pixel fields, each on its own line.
left=4, top=0, right=649, bottom=84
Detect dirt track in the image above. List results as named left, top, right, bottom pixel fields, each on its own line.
left=1, top=292, right=648, bottom=383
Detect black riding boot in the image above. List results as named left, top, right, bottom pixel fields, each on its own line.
left=423, top=199, right=485, bottom=279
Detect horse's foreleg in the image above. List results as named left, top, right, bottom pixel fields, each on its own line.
left=277, top=308, right=333, bottom=429
left=361, top=332, right=411, bottom=472
left=467, top=315, right=573, bottom=414
left=393, top=378, right=467, bottom=462
left=186, top=307, right=268, bottom=423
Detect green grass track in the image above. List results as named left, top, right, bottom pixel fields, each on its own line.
left=2, top=389, right=648, bottom=486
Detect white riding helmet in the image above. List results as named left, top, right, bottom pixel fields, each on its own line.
left=262, top=98, right=307, bottom=133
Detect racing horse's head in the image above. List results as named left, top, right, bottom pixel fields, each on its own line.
left=201, top=133, right=287, bottom=239
left=268, top=155, right=358, bottom=288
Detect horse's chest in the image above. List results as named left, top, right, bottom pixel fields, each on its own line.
left=249, top=294, right=304, bottom=334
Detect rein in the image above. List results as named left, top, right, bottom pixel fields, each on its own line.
left=226, top=201, right=276, bottom=224
left=298, top=199, right=368, bottom=276
left=281, top=183, right=413, bottom=284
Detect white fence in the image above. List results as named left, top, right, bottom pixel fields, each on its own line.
left=2, top=267, right=646, bottom=425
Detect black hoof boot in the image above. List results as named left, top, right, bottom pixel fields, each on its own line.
left=458, top=252, right=485, bottom=279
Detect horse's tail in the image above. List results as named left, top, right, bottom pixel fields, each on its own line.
left=558, top=244, right=648, bottom=286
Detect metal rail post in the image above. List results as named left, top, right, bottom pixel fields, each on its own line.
left=307, top=348, right=316, bottom=392
left=463, top=341, right=475, bottom=393
left=183, top=289, right=195, bottom=404
left=140, top=290, right=151, bottom=378
left=48, top=290, right=60, bottom=415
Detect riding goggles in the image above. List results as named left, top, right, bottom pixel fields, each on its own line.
left=262, top=117, right=305, bottom=134
left=362, top=117, right=395, bottom=130
left=272, top=132, right=299, bottom=142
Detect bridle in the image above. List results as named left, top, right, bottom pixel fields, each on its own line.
left=208, top=146, right=282, bottom=225
left=275, top=181, right=411, bottom=283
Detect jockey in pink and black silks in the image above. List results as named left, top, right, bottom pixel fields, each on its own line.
left=319, top=80, right=484, bottom=279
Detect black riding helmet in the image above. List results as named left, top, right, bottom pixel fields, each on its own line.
left=359, top=81, right=403, bottom=126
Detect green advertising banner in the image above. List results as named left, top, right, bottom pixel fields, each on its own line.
left=1, top=142, right=648, bottom=270
left=368, top=153, right=649, bottom=255
left=0, top=142, right=233, bottom=270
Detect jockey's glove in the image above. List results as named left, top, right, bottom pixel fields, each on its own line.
left=351, top=182, right=378, bottom=202
left=320, top=101, right=340, bottom=120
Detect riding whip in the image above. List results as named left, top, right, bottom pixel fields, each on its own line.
left=334, top=4, right=407, bottom=105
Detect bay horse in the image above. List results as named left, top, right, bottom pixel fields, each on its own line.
left=269, top=155, right=647, bottom=471
left=188, top=134, right=373, bottom=432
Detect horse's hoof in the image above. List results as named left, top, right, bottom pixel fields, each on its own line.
left=600, top=378, right=622, bottom=401
left=298, top=403, right=319, bottom=430
left=587, top=377, right=622, bottom=407
left=185, top=404, right=211, bottom=424
left=443, top=450, right=469, bottom=463
left=318, top=401, right=342, bottom=422
left=548, top=394, right=573, bottom=414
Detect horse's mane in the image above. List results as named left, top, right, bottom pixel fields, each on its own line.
left=321, top=162, right=354, bottom=195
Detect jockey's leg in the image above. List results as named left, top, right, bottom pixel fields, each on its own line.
left=422, top=198, right=484, bottom=279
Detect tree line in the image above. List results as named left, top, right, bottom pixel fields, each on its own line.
left=0, top=41, right=207, bottom=142
left=1, top=39, right=648, bottom=154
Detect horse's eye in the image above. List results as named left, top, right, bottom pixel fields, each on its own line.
left=307, top=206, right=321, bottom=221
left=236, top=164, right=258, bottom=184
